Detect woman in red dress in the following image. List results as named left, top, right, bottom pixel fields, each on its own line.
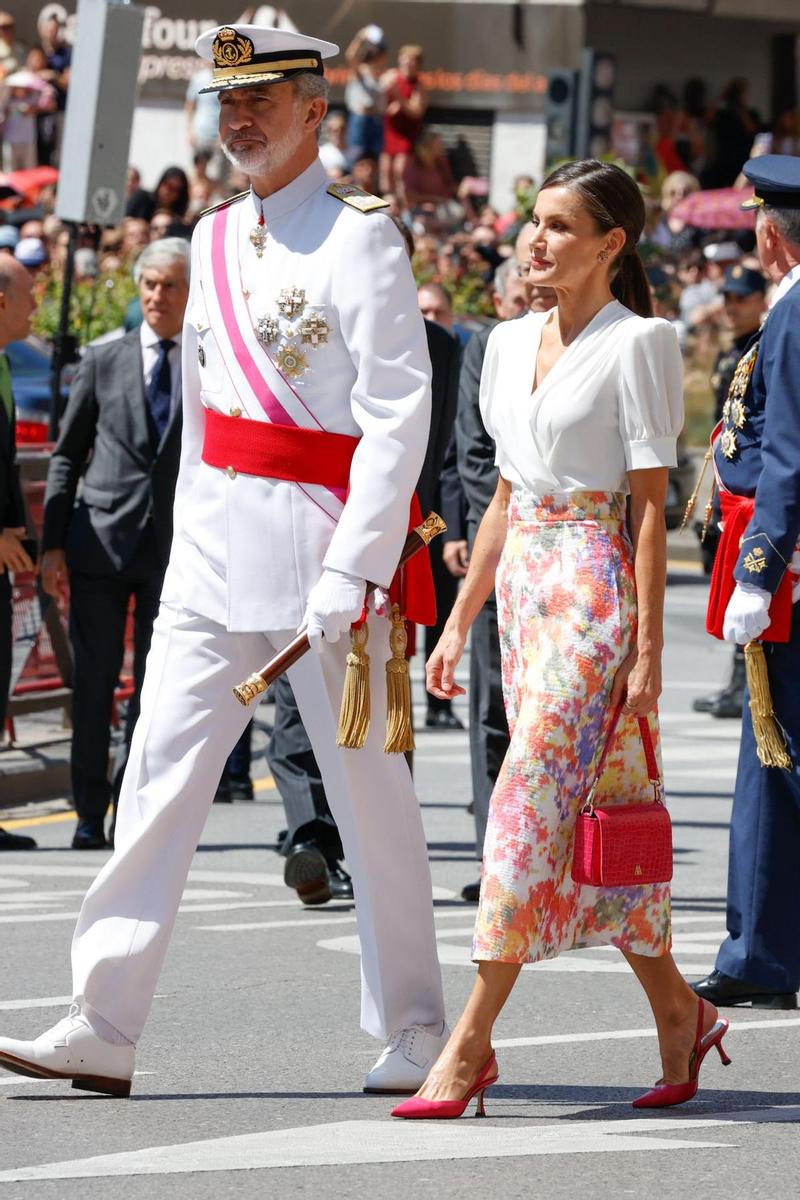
left=381, top=44, right=427, bottom=203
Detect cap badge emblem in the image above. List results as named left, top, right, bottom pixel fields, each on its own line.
left=212, top=27, right=254, bottom=69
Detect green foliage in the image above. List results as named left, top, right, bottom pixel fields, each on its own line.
left=32, top=267, right=138, bottom=346
left=413, top=260, right=494, bottom=319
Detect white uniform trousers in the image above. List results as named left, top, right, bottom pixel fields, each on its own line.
left=70, top=603, right=445, bottom=1044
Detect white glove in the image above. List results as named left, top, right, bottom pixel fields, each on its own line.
left=722, top=582, right=772, bottom=644
left=303, top=569, right=366, bottom=652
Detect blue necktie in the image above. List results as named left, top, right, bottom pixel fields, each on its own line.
left=145, top=339, right=174, bottom=447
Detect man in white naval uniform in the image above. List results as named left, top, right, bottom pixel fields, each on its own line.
left=0, top=25, right=447, bottom=1098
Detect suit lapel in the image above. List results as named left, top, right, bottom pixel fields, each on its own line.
left=126, top=330, right=150, bottom=450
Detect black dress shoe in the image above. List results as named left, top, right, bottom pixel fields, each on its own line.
left=284, top=843, right=331, bottom=906
left=227, top=778, right=254, bottom=802
left=71, top=824, right=108, bottom=850
left=327, top=863, right=354, bottom=900
left=709, top=685, right=744, bottom=719
left=0, top=827, right=37, bottom=851
left=691, top=969, right=798, bottom=1010
left=461, top=879, right=481, bottom=903
left=692, top=692, right=720, bottom=714
left=425, top=709, right=465, bottom=730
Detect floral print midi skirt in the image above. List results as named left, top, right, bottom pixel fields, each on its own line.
left=473, top=490, right=672, bottom=964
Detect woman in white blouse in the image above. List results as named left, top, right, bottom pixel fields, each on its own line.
left=393, top=161, right=732, bottom=1120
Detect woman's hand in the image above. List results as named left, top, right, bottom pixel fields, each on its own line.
left=610, top=648, right=662, bottom=716
left=426, top=624, right=467, bottom=700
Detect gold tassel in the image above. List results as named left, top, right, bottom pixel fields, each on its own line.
left=680, top=445, right=713, bottom=533
left=384, top=604, right=415, bottom=754
left=744, top=641, right=792, bottom=770
left=336, top=623, right=371, bottom=749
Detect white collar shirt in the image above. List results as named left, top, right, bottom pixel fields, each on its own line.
left=769, top=263, right=800, bottom=310
left=140, top=320, right=183, bottom=413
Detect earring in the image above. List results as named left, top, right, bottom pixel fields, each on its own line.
left=597, top=249, right=609, bottom=264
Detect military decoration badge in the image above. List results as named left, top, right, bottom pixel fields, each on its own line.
left=250, top=200, right=267, bottom=259
left=299, top=312, right=330, bottom=347
left=721, top=344, right=757, bottom=460
left=255, top=314, right=280, bottom=345
left=278, top=287, right=306, bottom=319
left=276, top=345, right=308, bottom=379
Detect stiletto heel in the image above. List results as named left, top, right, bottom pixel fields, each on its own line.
left=632, top=1000, right=731, bottom=1109
left=716, top=1039, right=732, bottom=1067
left=391, top=1053, right=499, bottom=1120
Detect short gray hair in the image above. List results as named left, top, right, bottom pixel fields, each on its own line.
left=763, top=205, right=800, bottom=249
left=493, top=258, right=519, bottom=298
left=133, top=237, right=190, bottom=284
left=292, top=73, right=329, bottom=105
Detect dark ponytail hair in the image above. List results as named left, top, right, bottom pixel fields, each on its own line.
left=539, top=160, right=653, bottom=318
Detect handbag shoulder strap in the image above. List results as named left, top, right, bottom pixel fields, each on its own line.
left=590, top=703, right=661, bottom=795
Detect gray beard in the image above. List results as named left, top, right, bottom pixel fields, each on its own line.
left=221, top=124, right=302, bottom=176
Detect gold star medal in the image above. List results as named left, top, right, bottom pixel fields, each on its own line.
left=255, top=314, right=280, bottom=344
left=278, top=287, right=306, bottom=319
left=721, top=428, right=737, bottom=460
left=730, top=398, right=747, bottom=430
left=276, top=345, right=308, bottom=378
left=299, top=312, right=330, bottom=347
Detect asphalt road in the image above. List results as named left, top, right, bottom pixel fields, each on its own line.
left=0, top=571, right=798, bottom=1199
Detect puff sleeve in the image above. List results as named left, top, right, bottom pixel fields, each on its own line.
left=618, top=318, right=684, bottom=471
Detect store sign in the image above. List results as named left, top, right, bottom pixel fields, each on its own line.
left=17, top=1, right=574, bottom=109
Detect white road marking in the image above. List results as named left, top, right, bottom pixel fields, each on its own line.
left=198, top=915, right=360, bottom=933
left=0, top=995, right=72, bottom=1011
left=0, top=1114, right=749, bottom=1180
left=493, top=1017, right=800, bottom=1049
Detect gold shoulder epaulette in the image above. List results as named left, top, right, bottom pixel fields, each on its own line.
left=326, top=182, right=390, bottom=214
left=200, top=190, right=249, bottom=218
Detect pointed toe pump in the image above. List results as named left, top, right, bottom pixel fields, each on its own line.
left=391, top=1052, right=499, bottom=1120
left=632, top=999, right=731, bottom=1109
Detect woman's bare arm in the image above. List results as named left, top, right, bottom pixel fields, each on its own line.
left=609, top=466, right=668, bottom=714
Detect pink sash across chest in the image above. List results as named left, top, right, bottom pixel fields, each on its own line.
left=197, top=201, right=347, bottom=523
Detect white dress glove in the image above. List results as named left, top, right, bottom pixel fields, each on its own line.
left=303, top=568, right=367, bottom=652
left=722, top=582, right=772, bottom=644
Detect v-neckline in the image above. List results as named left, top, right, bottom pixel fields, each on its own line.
left=530, top=299, right=618, bottom=397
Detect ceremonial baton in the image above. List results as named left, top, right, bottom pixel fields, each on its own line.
left=232, top=512, right=447, bottom=706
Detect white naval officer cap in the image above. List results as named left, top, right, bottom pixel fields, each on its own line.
left=194, top=25, right=339, bottom=95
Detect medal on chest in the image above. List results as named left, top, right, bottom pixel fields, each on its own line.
left=250, top=201, right=267, bottom=259
left=720, top=344, right=757, bottom=460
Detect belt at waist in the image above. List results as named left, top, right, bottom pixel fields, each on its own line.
left=201, top=408, right=360, bottom=489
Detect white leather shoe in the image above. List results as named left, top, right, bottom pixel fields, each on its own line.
left=0, top=1005, right=135, bottom=1097
left=363, top=1021, right=449, bottom=1094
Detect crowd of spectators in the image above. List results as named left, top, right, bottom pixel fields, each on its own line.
left=0, top=24, right=796, bottom=434
left=0, top=10, right=71, bottom=172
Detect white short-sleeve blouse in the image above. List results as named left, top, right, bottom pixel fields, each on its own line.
left=478, top=300, right=684, bottom=495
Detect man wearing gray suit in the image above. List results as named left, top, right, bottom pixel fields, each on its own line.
left=41, top=239, right=189, bottom=849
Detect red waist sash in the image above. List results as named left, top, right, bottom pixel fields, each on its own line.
left=201, top=409, right=436, bottom=626
left=705, top=491, right=792, bottom=643
left=202, top=407, right=359, bottom=489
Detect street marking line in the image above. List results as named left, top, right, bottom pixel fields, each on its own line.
left=0, top=1114, right=747, bottom=1180
left=0, top=995, right=72, bottom=1011
left=196, top=915, right=359, bottom=932
left=492, top=1017, right=800, bottom=1049
left=0, top=811, right=75, bottom=830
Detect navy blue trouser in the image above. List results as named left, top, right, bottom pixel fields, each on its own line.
left=716, top=605, right=800, bottom=991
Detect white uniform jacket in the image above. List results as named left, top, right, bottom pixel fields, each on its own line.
left=161, top=157, right=432, bottom=632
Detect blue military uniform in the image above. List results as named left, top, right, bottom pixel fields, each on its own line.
left=695, top=156, right=800, bottom=1007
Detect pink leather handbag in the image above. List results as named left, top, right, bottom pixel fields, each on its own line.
left=571, top=704, right=673, bottom=888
